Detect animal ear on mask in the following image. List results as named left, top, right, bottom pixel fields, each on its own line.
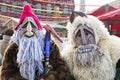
left=70, top=10, right=87, bottom=23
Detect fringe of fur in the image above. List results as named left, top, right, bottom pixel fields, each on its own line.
left=74, top=44, right=104, bottom=67
left=62, top=45, right=115, bottom=80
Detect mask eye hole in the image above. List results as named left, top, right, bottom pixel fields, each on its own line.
left=85, top=31, right=89, bottom=36
left=30, top=22, right=37, bottom=29
left=22, top=22, right=28, bottom=28
left=77, top=30, right=81, bottom=37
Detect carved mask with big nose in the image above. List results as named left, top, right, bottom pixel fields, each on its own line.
left=20, top=17, right=38, bottom=38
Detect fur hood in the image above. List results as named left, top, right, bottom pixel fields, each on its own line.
left=62, top=14, right=120, bottom=80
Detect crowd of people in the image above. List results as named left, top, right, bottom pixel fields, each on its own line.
left=0, top=3, right=120, bottom=80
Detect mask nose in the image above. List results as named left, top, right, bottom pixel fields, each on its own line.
left=81, top=28, right=87, bottom=45
left=26, top=22, right=34, bottom=37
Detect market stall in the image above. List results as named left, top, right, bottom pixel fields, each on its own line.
left=98, top=8, right=120, bottom=37
left=89, top=4, right=116, bottom=17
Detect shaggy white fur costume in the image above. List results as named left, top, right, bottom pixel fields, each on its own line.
left=61, top=15, right=120, bottom=80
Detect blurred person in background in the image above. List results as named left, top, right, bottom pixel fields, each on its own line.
left=0, top=34, right=3, bottom=40
left=0, top=28, right=14, bottom=65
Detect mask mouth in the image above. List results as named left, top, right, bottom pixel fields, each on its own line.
left=25, top=33, right=34, bottom=38
left=25, top=31, right=34, bottom=37
left=21, top=31, right=38, bottom=38
left=79, top=45, right=93, bottom=53
left=74, top=44, right=104, bottom=67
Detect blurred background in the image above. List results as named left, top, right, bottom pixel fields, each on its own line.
left=0, top=0, right=119, bottom=51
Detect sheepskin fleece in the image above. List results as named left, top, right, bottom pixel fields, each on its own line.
left=61, top=15, right=120, bottom=80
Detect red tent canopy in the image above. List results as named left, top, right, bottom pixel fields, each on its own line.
left=89, top=4, right=116, bottom=17
left=97, top=8, right=120, bottom=37
left=98, top=8, right=120, bottom=20
left=111, top=23, right=120, bottom=30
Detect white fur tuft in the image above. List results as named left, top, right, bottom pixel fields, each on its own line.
left=62, top=15, right=120, bottom=80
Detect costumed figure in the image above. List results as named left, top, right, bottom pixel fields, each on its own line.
left=61, top=11, right=120, bottom=80
left=0, top=29, right=14, bottom=65
left=0, top=29, right=14, bottom=57
left=0, top=4, right=70, bottom=80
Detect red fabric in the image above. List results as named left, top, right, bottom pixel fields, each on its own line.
left=111, top=23, right=120, bottom=37
left=116, top=34, right=120, bottom=37
left=89, top=5, right=116, bottom=17
left=111, top=23, right=120, bottom=30
left=98, top=9, right=120, bottom=20
left=15, top=4, right=42, bottom=30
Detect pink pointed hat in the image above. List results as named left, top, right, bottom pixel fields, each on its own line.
left=15, top=4, right=42, bottom=30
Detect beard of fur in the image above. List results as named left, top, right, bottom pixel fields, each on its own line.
left=74, top=44, right=104, bottom=67
left=17, top=35, right=44, bottom=80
